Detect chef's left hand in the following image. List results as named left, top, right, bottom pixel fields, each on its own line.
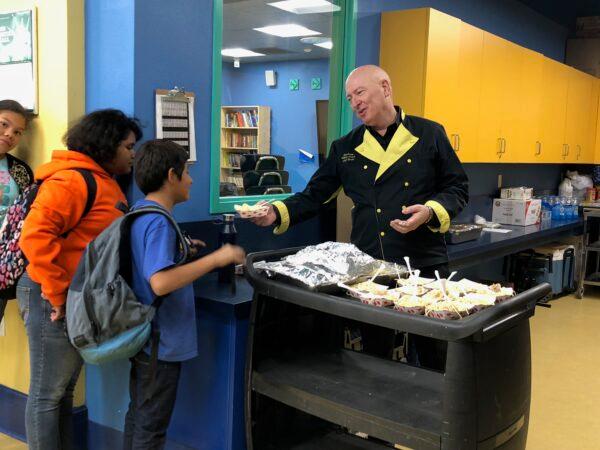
left=390, top=204, right=430, bottom=234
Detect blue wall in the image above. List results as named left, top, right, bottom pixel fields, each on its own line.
left=222, top=59, right=329, bottom=192
left=356, top=0, right=569, bottom=69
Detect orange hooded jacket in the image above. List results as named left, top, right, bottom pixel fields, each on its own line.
left=19, top=150, right=128, bottom=306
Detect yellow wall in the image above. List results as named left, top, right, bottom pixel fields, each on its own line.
left=0, top=0, right=85, bottom=405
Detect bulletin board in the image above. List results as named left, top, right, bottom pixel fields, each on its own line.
left=0, top=8, right=38, bottom=113
left=155, top=88, right=196, bottom=162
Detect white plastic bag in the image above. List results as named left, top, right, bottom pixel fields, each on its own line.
left=558, top=178, right=573, bottom=198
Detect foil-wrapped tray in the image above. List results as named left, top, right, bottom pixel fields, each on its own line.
left=252, top=242, right=407, bottom=292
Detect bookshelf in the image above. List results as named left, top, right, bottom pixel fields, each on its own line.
left=220, top=106, right=271, bottom=191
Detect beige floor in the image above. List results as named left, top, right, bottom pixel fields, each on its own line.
left=1, top=293, right=599, bottom=449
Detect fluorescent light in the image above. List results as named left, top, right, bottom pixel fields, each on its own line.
left=254, top=24, right=321, bottom=38
left=268, top=0, right=341, bottom=14
left=314, top=40, right=332, bottom=49
left=221, top=48, right=265, bottom=58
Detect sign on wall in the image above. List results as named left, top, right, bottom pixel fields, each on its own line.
left=155, top=88, right=197, bottom=162
left=0, top=9, right=37, bottom=113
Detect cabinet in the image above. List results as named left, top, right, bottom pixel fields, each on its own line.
left=596, top=85, right=600, bottom=162
left=380, top=8, right=600, bottom=164
left=220, top=105, right=270, bottom=188
left=380, top=9, right=483, bottom=162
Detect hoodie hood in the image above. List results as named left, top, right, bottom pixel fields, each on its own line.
left=35, top=150, right=110, bottom=181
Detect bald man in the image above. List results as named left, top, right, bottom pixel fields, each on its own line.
left=254, top=65, right=469, bottom=276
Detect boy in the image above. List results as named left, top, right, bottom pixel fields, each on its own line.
left=123, top=139, right=245, bottom=450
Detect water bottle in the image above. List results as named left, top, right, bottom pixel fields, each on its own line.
left=565, top=198, right=574, bottom=220
left=573, top=198, right=579, bottom=218
left=551, top=197, right=561, bottom=221
left=218, top=214, right=237, bottom=284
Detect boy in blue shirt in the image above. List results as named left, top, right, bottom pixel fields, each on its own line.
left=123, top=139, right=245, bottom=450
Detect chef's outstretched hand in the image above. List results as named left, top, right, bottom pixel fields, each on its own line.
left=390, top=204, right=431, bottom=234
left=250, top=201, right=277, bottom=227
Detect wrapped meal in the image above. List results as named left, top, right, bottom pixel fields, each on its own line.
left=425, top=300, right=473, bottom=320
left=393, top=295, right=430, bottom=315
left=462, top=293, right=496, bottom=312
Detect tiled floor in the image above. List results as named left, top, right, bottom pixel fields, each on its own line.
left=2, top=293, right=600, bottom=449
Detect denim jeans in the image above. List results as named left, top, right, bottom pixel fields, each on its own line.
left=16, top=273, right=83, bottom=450
left=123, top=351, right=182, bottom=450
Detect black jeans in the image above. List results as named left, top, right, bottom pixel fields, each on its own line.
left=123, top=351, right=182, bottom=450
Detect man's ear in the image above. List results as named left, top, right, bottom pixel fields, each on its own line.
left=382, top=79, right=392, bottom=98
left=167, top=167, right=177, bottom=184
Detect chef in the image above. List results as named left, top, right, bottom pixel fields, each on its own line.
left=253, top=64, right=468, bottom=277
left=252, top=65, right=469, bottom=369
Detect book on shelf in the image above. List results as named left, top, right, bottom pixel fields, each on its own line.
left=224, top=110, right=259, bottom=128
left=224, top=131, right=257, bottom=148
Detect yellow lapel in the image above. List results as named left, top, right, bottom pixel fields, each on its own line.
left=375, top=116, right=419, bottom=181
left=354, top=129, right=386, bottom=165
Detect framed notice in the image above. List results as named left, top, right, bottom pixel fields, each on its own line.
left=155, top=88, right=196, bottom=162
left=0, top=9, right=37, bottom=113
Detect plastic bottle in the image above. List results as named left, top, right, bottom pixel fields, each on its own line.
left=218, top=214, right=237, bottom=284
left=565, top=197, right=574, bottom=220
left=551, top=197, right=561, bottom=221
left=572, top=198, right=579, bottom=218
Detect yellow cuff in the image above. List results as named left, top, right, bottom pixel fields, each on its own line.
left=272, top=201, right=290, bottom=235
left=425, top=200, right=450, bottom=233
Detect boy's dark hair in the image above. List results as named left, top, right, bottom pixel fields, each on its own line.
left=0, top=99, right=32, bottom=125
left=64, top=109, right=142, bottom=165
left=134, top=139, right=188, bottom=195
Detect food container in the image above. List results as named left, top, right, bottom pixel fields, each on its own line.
left=586, top=187, right=597, bottom=202
left=445, top=223, right=484, bottom=244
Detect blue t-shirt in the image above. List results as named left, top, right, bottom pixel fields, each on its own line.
left=130, top=199, right=197, bottom=361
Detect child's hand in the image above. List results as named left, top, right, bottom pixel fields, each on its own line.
left=215, top=244, right=246, bottom=267
left=189, top=239, right=206, bottom=257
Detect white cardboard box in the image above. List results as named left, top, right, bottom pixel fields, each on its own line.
left=492, top=198, right=541, bottom=226
left=500, top=187, right=533, bottom=200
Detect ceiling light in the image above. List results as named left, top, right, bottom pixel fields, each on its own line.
left=314, top=40, right=332, bottom=49
left=254, top=24, right=321, bottom=38
left=268, top=0, right=341, bottom=14
left=221, top=48, right=265, bottom=58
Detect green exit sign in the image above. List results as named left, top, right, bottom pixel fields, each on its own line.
left=289, top=78, right=299, bottom=90
left=311, top=78, right=321, bottom=90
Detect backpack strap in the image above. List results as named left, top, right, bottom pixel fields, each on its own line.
left=60, top=169, right=98, bottom=239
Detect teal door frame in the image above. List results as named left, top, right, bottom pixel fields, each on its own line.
left=209, top=0, right=357, bottom=214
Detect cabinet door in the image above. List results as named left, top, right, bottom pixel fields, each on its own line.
left=423, top=9, right=460, bottom=147
left=515, top=49, right=544, bottom=163
left=539, top=58, right=569, bottom=163
left=454, top=22, right=483, bottom=162
left=478, top=32, right=512, bottom=161
left=595, top=82, right=600, bottom=163
left=498, top=42, right=527, bottom=163
left=565, top=68, right=594, bottom=163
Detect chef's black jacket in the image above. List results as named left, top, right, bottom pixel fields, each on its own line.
left=272, top=108, right=469, bottom=268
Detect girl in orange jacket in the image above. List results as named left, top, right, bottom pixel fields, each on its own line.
left=16, top=109, right=142, bottom=450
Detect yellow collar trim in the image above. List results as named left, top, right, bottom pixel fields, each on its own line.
left=354, top=119, right=419, bottom=180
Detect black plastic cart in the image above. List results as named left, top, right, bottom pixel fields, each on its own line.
left=245, top=248, right=551, bottom=450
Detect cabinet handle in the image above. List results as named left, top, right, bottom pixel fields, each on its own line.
left=562, top=144, right=568, bottom=159
left=497, top=138, right=503, bottom=157
left=566, top=144, right=570, bottom=156
left=502, top=138, right=507, bottom=154
left=456, top=134, right=461, bottom=152
left=450, top=134, right=458, bottom=151
left=535, top=141, right=542, bottom=156
left=576, top=145, right=581, bottom=160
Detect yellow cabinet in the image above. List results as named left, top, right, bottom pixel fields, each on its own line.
left=380, top=7, right=600, bottom=164
left=538, top=58, right=569, bottom=162
left=380, top=8, right=483, bottom=163
left=478, top=32, right=528, bottom=162
left=595, top=82, right=600, bottom=162
left=565, top=70, right=596, bottom=163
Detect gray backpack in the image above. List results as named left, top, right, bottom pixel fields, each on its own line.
left=66, top=206, right=188, bottom=365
